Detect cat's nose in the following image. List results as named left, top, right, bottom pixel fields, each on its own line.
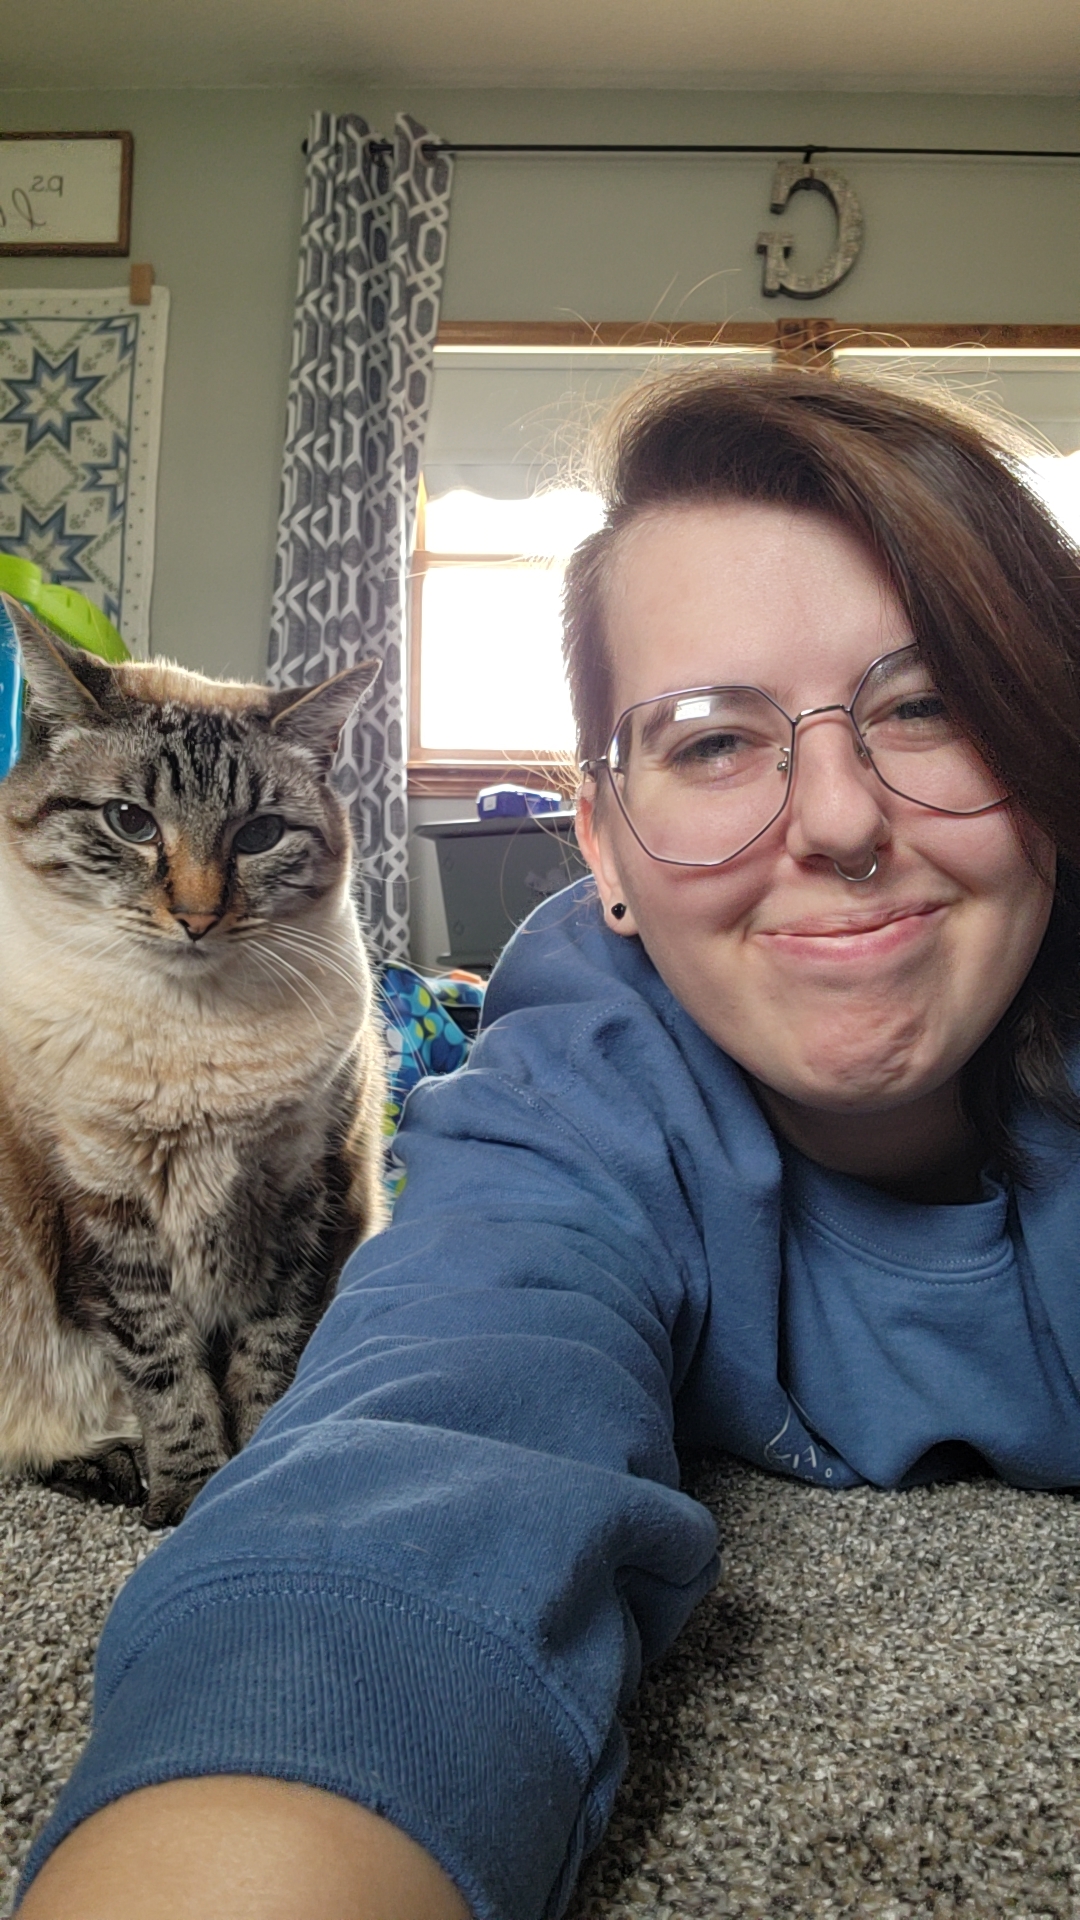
left=172, top=910, right=220, bottom=942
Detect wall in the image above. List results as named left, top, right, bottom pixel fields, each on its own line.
left=1, top=86, right=1077, bottom=681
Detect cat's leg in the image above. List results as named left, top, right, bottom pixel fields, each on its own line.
left=62, top=1195, right=231, bottom=1527
left=221, top=1178, right=344, bottom=1450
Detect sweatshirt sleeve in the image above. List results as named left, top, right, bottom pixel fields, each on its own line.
left=18, top=957, right=722, bottom=1920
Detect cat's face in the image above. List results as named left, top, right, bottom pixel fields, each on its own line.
left=0, top=599, right=379, bottom=973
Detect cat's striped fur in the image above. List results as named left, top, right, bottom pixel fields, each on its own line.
left=0, top=598, right=387, bottom=1526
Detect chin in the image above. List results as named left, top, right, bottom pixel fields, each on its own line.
left=763, top=1036, right=947, bottom=1117
left=155, top=941, right=216, bottom=977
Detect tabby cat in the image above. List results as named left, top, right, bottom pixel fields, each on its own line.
left=0, top=597, right=387, bottom=1527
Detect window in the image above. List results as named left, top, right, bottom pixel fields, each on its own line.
left=410, top=483, right=602, bottom=767
left=409, top=337, right=1080, bottom=794
left=1027, top=449, right=1080, bottom=542
left=836, top=345, right=1080, bottom=545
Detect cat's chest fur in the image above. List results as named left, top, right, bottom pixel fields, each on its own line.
left=4, top=904, right=364, bottom=1208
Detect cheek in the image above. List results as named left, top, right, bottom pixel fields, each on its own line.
left=920, top=811, right=1054, bottom=945
left=615, top=825, right=766, bottom=941
left=34, top=819, right=153, bottom=906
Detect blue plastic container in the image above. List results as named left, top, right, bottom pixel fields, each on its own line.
left=0, top=592, right=23, bottom=778
left=0, top=556, right=129, bottom=779
left=476, top=783, right=562, bottom=819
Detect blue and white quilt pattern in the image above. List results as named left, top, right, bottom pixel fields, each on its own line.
left=0, top=288, right=169, bottom=654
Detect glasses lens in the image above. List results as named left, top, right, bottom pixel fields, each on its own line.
left=851, top=650, right=1007, bottom=813
left=611, top=686, right=792, bottom=863
left=607, top=654, right=1008, bottom=868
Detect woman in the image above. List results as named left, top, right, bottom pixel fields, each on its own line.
left=19, top=366, right=1080, bottom=1920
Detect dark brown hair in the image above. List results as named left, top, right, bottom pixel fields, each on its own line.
left=562, top=362, right=1080, bottom=1172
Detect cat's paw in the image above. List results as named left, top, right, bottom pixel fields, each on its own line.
left=39, top=1442, right=147, bottom=1509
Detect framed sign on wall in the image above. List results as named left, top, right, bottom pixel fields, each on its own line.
left=0, top=133, right=133, bottom=256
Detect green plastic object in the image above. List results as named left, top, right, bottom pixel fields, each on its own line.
left=0, top=554, right=130, bottom=662
left=0, top=555, right=40, bottom=606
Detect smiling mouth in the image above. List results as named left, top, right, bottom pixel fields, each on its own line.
left=762, top=903, right=946, bottom=940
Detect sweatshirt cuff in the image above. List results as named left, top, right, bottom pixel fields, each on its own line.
left=18, top=1576, right=610, bottom=1920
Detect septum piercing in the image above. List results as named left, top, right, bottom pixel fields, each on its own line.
left=833, top=855, right=879, bottom=884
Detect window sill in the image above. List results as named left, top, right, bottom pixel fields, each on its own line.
left=407, top=760, right=577, bottom=799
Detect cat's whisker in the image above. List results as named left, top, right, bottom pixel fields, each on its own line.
left=268, top=933, right=355, bottom=967
left=263, top=921, right=359, bottom=960
left=272, top=919, right=351, bottom=948
left=242, top=941, right=330, bottom=1027
left=78, top=935, right=136, bottom=970
left=238, top=939, right=302, bottom=1002
left=275, top=954, right=365, bottom=998
left=252, top=944, right=338, bottom=1022
left=238, top=944, right=292, bottom=1010
left=358, top=932, right=469, bottom=985
left=262, top=930, right=366, bottom=994
left=273, top=930, right=470, bottom=1062
left=37, top=924, right=137, bottom=967
left=373, top=983, right=441, bottom=1075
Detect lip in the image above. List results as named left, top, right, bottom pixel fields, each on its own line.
left=758, top=901, right=948, bottom=956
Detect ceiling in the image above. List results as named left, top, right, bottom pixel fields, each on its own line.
left=2, top=0, right=1080, bottom=92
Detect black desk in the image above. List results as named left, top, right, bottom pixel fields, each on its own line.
left=414, top=810, right=589, bottom=971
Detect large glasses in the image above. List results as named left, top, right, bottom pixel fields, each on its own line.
left=585, top=645, right=1009, bottom=868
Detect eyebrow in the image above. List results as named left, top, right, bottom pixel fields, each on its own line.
left=634, top=684, right=775, bottom=753
left=858, top=647, right=926, bottom=691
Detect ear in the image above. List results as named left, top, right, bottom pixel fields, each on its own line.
left=575, top=775, right=640, bottom=938
left=1, top=593, right=117, bottom=729
left=267, top=659, right=382, bottom=770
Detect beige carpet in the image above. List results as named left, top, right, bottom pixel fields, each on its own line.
left=4, top=1458, right=1080, bottom=1917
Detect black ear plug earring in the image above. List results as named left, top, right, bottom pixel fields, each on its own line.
left=611, top=903, right=627, bottom=921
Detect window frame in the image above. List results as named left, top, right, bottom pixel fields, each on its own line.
left=408, top=320, right=1080, bottom=796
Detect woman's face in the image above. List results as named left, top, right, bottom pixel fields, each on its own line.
left=577, top=501, right=1055, bottom=1133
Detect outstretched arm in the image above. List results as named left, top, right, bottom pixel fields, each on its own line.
left=19, top=1777, right=470, bottom=1920
left=18, top=926, right=726, bottom=1920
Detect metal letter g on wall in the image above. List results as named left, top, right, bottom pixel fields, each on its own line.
left=757, top=161, right=864, bottom=300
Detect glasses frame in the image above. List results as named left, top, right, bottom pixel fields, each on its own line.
left=580, top=645, right=1010, bottom=869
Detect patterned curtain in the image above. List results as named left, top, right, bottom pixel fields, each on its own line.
left=268, top=112, right=454, bottom=962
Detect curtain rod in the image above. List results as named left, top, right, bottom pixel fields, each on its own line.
left=377, top=142, right=1080, bottom=161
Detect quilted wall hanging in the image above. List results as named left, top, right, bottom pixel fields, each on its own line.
left=0, top=287, right=169, bottom=655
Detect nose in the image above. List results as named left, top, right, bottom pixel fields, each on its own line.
left=781, top=707, right=888, bottom=872
left=171, top=909, right=220, bottom=942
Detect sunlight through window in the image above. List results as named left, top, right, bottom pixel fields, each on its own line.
left=424, top=488, right=605, bottom=555
left=1025, top=451, right=1080, bottom=545
left=416, top=489, right=603, bottom=755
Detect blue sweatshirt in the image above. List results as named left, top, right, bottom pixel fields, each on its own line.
left=20, top=880, right=1080, bottom=1918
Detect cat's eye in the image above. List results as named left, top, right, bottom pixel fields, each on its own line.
left=233, top=814, right=285, bottom=855
left=103, top=799, right=158, bottom=844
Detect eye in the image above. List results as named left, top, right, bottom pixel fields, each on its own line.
left=892, top=694, right=948, bottom=722
left=103, top=799, right=158, bottom=844
left=671, top=729, right=745, bottom=766
left=233, top=815, right=285, bottom=855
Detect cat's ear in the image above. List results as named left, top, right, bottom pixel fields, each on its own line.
left=1, top=594, right=118, bottom=729
left=267, top=659, right=381, bottom=770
